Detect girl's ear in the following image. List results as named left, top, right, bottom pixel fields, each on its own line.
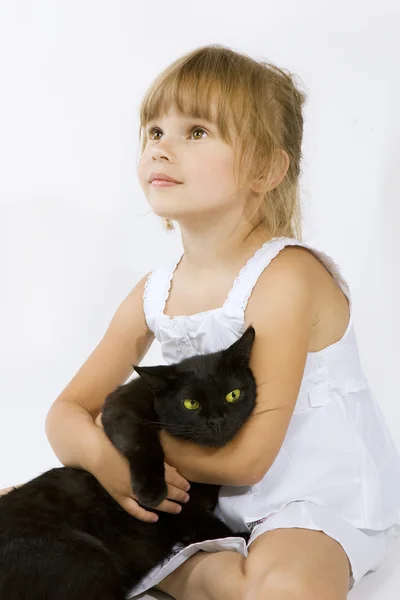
left=251, top=149, right=290, bottom=193
left=133, top=364, right=178, bottom=394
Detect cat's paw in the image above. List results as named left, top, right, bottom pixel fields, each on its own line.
left=132, top=476, right=168, bottom=509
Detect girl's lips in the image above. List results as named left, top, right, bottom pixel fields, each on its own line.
left=151, top=180, right=181, bottom=187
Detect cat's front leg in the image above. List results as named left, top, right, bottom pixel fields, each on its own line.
left=126, top=432, right=168, bottom=508
left=101, top=382, right=168, bottom=508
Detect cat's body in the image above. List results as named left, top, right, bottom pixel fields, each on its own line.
left=0, top=326, right=256, bottom=600
left=0, top=468, right=234, bottom=599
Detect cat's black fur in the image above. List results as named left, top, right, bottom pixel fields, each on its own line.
left=0, top=326, right=257, bottom=600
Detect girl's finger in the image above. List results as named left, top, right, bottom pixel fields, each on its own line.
left=164, top=463, right=190, bottom=492
left=165, top=483, right=190, bottom=504
left=155, top=496, right=184, bottom=514
left=119, top=496, right=159, bottom=523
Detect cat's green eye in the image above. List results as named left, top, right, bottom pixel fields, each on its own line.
left=183, top=399, right=201, bottom=410
left=225, top=389, right=241, bottom=403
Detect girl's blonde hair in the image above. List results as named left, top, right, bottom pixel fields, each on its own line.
left=137, top=44, right=307, bottom=240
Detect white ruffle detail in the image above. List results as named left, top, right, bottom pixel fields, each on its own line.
left=225, top=236, right=282, bottom=310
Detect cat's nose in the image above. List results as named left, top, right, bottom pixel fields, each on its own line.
left=208, top=418, right=224, bottom=434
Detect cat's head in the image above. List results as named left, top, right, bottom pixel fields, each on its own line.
left=133, top=325, right=257, bottom=448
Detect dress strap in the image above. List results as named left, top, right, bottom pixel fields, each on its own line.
left=143, top=254, right=182, bottom=332
left=224, top=236, right=352, bottom=313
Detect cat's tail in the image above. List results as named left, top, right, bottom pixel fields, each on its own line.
left=0, top=532, right=126, bottom=600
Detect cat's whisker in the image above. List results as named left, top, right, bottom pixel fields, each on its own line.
left=156, top=421, right=195, bottom=432
left=142, top=419, right=196, bottom=432
left=256, top=376, right=277, bottom=388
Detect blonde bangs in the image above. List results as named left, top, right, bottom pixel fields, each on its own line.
left=138, top=48, right=250, bottom=151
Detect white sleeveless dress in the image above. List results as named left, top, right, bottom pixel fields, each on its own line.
left=127, top=237, right=400, bottom=597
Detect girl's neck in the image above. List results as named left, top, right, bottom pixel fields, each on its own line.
left=178, top=218, right=274, bottom=274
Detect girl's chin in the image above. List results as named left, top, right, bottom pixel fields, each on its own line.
left=149, top=205, right=186, bottom=220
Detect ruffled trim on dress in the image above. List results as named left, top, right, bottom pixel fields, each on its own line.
left=142, top=271, right=155, bottom=331
left=226, top=236, right=282, bottom=310
left=160, top=254, right=184, bottom=316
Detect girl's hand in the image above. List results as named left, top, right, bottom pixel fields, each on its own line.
left=93, top=413, right=191, bottom=522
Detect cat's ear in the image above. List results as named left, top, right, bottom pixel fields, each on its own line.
left=133, top=364, right=178, bottom=394
left=225, top=325, right=255, bottom=366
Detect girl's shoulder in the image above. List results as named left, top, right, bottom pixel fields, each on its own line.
left=244, top=240, right=351, bottom=354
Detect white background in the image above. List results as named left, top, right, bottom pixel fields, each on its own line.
left=1, top=0, right=399, bottom=493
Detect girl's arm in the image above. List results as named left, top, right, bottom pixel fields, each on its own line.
left=46, top=274, right=154, bottom=471
left=160, top=247, right=318, bottom=486
left=45, top=274, right=190, bottom=522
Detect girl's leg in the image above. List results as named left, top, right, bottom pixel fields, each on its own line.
left=243, top=527, right=351, bottom=600
left=156, top=527, right=351, bottom=600
left=155, top=550, right=245, bottom=600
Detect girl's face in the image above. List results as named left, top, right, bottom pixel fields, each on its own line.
left=137, top=105, right=246, bottom=225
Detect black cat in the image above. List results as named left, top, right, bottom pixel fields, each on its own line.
left=0, top=325, right=257, bottom=600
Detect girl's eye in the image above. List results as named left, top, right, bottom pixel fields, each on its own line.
left=146, top=127, right=207, bottom=141
left=183, top=399, right=201, bottom=410
left=191, top=128, right=207, bottom=140
left=225, top=389, right=241, bottom=403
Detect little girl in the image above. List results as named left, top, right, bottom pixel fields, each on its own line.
left=6, top=44, right=400, bottom=599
